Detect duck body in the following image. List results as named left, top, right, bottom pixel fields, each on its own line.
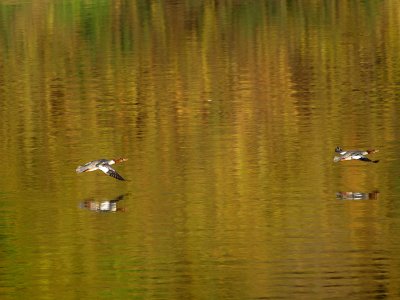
left=76, top=158, right=128, bottom=180
left=333, top=147, right=379, bottom=163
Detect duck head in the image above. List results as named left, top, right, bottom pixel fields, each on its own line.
left=367, top=149, right=379, bottom=154
left=114, top=158, right=128, bottom=163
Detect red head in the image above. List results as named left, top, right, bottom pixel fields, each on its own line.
left=367, top=149, right=379, bottom=154
left=114, top=158, right=128, bottom=163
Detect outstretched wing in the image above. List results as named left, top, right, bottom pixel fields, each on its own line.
left=335, top=146, right=343, bottom=153
left=98, top=164, right=126, bottom=181
left=359, top=156, right=379, bottom=163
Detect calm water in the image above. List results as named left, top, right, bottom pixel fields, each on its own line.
left=1, top=1, right=400, bottom=299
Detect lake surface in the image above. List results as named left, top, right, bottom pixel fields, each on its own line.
left=1, top=1, right=400, bottom=299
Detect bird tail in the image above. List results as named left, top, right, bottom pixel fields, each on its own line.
left=333, top=156, right=342, bottom=162
left=76, top=166, right=88, bottom=173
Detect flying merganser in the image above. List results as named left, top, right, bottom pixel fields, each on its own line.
left=76, top=158, right=128, bottom=180
left=333, top=147, right=379, bottom=163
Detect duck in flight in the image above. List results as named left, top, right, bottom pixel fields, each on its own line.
left=76, top=158, right=128, bottom=180
left=333, top=147, right=379, bottom=163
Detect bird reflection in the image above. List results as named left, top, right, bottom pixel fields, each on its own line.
left=80, top=194, right=128, bottom=212
left=336, top=191, right=379, bottom=200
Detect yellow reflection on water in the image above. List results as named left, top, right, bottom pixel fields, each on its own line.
left=0, top=1, right=400, bottom=299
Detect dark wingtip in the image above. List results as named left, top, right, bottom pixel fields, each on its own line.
left=373, top=160, right=379, bottom=163
left=114, top=175, right=126, bottom=181
left=108, top=171, right=126, bottom=181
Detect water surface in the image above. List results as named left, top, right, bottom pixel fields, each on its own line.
left=1, top=1, right=400, bottom=299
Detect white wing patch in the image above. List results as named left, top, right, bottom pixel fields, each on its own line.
left=98, top=164, right=111, bottom=174
left=98, top=164, right=125, bottom=181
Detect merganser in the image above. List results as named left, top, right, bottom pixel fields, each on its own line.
left=333, top=147, right=379, bottom=163
left=76, top=158, right=128, bottom=180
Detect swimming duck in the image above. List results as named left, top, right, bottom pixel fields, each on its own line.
left=76, top=158, right=128, bottom=180
left=333, top=147, right=379, bottom=163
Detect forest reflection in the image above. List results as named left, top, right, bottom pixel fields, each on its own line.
left=1, top=1, right=400, bottom=299
left=1, top=0, right=398, bottom=192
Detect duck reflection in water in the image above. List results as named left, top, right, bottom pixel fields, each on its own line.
left=80, top=194, right=128, bottom=212
left=336, top=191, right=379, bottom=200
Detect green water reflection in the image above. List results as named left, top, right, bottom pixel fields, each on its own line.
left=1, top=1, right=400, bottom=299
